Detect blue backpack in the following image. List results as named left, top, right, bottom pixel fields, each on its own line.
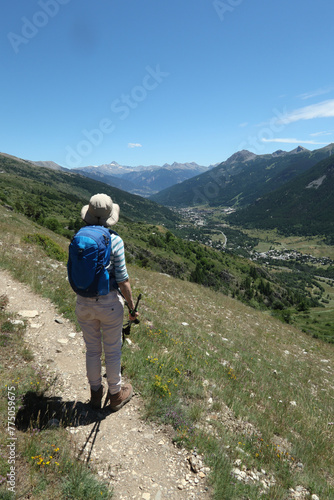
left=67, top=225, right=112, bottom=297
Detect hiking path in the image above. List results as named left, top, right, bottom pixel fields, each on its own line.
left=0, top=269, right=211, bottom=500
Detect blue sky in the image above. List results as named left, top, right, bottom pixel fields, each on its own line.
left=1, top=0, right=334, bottom=168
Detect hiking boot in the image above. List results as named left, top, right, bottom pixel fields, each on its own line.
left=107, top=384, right=133, bottom=412
left=90, top=385, right=104, bottom=410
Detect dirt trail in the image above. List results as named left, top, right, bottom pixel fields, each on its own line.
left=0, top=269, right=211, bottom=500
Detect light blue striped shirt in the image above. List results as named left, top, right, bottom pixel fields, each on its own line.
left=109, top=231, right=128, bottom=285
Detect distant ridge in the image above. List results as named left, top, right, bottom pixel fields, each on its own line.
left=228, top=152, right=334, bottom=242
left=72, top=161, right=209, bottom=197
left=150, top=144, right=334, bottom=208
left=0, top=152, right=181, bottom=228
left=31, top=160, right=66, bottom=171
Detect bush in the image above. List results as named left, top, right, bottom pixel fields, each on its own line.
left=23, top=234, right=67, bottom=262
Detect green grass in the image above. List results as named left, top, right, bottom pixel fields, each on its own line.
left=129, top=276, right=333, bottom=498
left=124, top=271, right=334, bottom=498
left=291, top=277, right=334, bottom=342
left=0, top=206, right=333, bottom=498
left=23, top=234, right=68, bottom=262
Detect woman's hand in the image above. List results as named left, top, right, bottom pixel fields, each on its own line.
left=129, top=310, right=139, bottom=321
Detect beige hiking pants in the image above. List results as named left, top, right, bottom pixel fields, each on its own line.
left=75, top=291, right=124, bottom=395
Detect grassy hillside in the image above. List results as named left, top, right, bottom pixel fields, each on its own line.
left=0, top=153, right=180, bottom=230
left=0, top=207, right=333, bottom=499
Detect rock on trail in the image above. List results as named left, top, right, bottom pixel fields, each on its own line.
left=0, top=269, right=210, bottom=499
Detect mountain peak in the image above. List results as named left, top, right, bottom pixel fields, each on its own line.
left=225, top=150, right=256, bottom=163
left=289, top=146, right=309, bottom=154
left=272, top=149, right=287, bottom=157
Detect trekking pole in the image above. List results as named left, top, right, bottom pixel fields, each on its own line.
left=128, top=293, right=141, bottom=323
left=122, top=293, right=142, bottom=341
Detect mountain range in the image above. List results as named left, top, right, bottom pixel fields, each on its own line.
left=150, top=144, right=334, bottom=208
left=73, top=161, right=212, bottom=197
left=4, top=142, right=334, bottom=242
left=147, top=143, right=334, bottom=242
left=30, top=160, right=212, bottom=197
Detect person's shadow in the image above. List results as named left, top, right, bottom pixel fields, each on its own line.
left=16, top=390, right=112, bottom=430
left=15, top=390, right=114, bottom=462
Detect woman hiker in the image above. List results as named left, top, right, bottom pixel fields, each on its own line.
left=74, top=193, right=138, bottom=411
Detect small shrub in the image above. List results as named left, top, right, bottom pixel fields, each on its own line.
left=23, top=234, right=67, bottom=262
left=61, top=465, right=112, bottom=499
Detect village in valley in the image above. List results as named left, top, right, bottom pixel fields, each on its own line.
left=173, top=206, right=334, bottom=269
left=250, top=248, right=334, bottom=268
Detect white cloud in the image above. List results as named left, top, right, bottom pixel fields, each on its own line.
left=298, top=87, right=334, bottom=100
left=278, top=99, right=334, bottom=125
left=128, top=143, right=142, bottom=148
left=310, top=130, right=334, bottom=137
left=239, top=122, right=248, bottom=128
left=261, top=138, right=328, bottom=145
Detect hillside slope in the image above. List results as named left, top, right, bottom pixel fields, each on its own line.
left=31, top=160, right=66, bottom=171
left=0, top=267, right=210, bottom=499
left=0, top=153, right=180, bottom=228
left=150, top=144, right=334, bottom=208
left=228, top=154, right=334, bottom=242
left=0, top=207, right=333, bottom=499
